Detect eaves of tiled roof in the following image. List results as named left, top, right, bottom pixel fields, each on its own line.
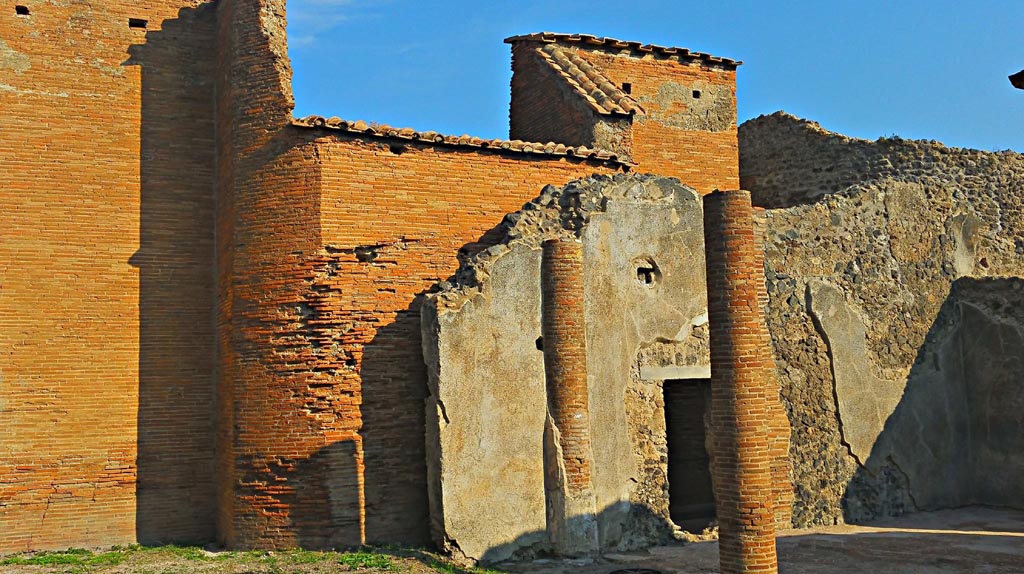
left=506, top=32, right=742, bottom=69
left=292, top=116, right=634, bottom=166
left=535, top=44, right=643, bottom=116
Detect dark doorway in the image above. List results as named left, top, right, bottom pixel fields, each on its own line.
left=665, top=379, right=716, bottom=531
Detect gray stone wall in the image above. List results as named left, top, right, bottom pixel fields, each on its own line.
left=741, top=112, right=1024, bottom=527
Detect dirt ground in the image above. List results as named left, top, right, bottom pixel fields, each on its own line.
left=498, top=507, right=1024, bottom=574
left=2, top=507, right=1021, bottom=574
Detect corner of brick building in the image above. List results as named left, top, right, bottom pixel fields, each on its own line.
left=214, top=0, right=341, bottom=550
left=508, top=37, right=740, bottom=193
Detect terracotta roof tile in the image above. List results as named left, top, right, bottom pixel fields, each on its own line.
left=535, top=44, right=643, bottom=116
left=292, top=116, right=634, bottom=166
left=506, top=32, right=742, bottom=68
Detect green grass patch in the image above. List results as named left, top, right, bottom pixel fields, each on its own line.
left=287, top=549, right=330, bottom=564
left=160, top=545, right=210, bottom=561
left=0, top=547, right=127, bottom=567
left=338, top=550, right=395, bottom=570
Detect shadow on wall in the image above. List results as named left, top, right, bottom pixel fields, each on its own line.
left=126, top=5, right=218, bottom=545
left=348, top=230, right=509, bottom=546
left=843, top=277, right=1024, bottom=522
left=359, top=297, right=432, bottom=545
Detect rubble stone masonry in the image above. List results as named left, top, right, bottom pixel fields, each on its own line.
left=741, top=113, right=1024, bottom=527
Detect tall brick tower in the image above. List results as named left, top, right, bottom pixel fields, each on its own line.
left=507, top=33, right=741, bottom=194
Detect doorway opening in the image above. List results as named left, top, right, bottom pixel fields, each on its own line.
left=665, top=379, right=716, bottom=532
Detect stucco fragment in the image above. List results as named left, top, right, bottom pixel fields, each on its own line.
left=807, top=280, right=903, bottom=465
left=0, top=40, right=30, bottom=74
left=637, top=80, right=734, bottom=132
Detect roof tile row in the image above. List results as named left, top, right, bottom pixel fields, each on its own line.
left=292, top=116, right=633, bottom=165
left=506, top=32, right=742, bottom=68
left=536, top=44, right=643, bottom=116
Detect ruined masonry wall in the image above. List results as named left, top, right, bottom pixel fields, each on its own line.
left=422, top=175, right=712, bottom=563
left=741, top=112, right=1024, bottom=527
left=0, top=0, right=217, bottom=552
left=259, top=136, right=622, bottom=548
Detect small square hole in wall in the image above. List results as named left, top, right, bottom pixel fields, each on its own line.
left=15, top=5, right=30, bottom=16
left=692, top=89, right=702, bottom=99
left=129, top=18, right=148, bottom=29
left=622, top=82, right=632, bottom=94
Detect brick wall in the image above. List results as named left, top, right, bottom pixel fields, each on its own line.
left=703, top=190, right=781, bottom=574
left=1, top=0, right=746, bottom=553
left=585, top=50, right=739, bottom=193
left=509, top=40, right=739, bottom=194
left=214, top=0, right=331, bottom=549
left=0, top=1, right=217, bottom=552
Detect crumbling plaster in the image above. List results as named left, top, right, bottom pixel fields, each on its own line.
left=422, top=174, right=709, bottom=563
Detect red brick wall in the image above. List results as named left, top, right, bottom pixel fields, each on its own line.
left=214, top=0, right=332, bottom=550
left=703, top=190, right=781, bottom=574
left=313, top=137, right=620, bottom=546
left=0, top=1, right=217, bottom=552
left=1, top=0, right=751, bottom=553
left=584, top=50, right=739, bottom=194
left=215, top=107, right=621, bottom=549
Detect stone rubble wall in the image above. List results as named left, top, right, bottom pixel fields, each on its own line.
left=740, top=112, right=1024, bottom=527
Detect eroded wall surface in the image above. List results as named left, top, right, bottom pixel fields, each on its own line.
left=741, top=113, right=1024, bottom=526
left=0, top=1, right=217, bottom=551
left=422, top=175, right=709, bottom=563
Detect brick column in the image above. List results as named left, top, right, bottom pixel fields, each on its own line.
left=703, top=191, right=779, bottom=574
left=540, top=239, right=599, bottom=556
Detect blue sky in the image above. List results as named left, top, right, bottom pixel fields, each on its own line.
left=287, top=0, right=1022, bottom=152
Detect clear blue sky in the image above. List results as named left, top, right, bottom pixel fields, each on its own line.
left=287, top=0, right=1022, bottom=152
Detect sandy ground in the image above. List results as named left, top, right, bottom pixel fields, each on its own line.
left=499, top=507, right=1024, bottom=574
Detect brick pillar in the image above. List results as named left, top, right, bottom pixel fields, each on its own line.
left=540, top=239, right=599, bottom=556
left=752, top=208, right=794, bottom=529
left=703, top=191, right=779, bottom=574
